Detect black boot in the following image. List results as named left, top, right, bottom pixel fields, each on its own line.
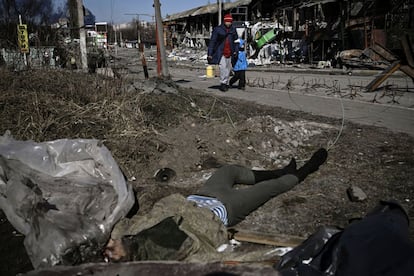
left=253, top=158, right=297, bottom=183
left=219, top=83, right=228, bottom=92
left=295, top=148, right=328, bottom=182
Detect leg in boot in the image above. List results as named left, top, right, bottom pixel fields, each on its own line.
left=238, top=70, right=246, bottom=90
left=224, top=174, right=299, bottom=226
left=233, top=71, right=242, bottom=88
left=295, top=148, right=328, bottom=182
left=252, top=158, right=297, bottom=183
left=229, top=76, right=236, bottom=88
left=219, top=83, right=227, bottom=92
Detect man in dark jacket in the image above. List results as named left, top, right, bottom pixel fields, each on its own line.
left=207, top=14, right=239, bottom=92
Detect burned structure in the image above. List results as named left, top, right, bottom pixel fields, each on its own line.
left=163, top=0, right=413, bottom=66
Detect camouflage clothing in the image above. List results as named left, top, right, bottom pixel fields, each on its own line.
left=110, top=193, right=228, bottom=261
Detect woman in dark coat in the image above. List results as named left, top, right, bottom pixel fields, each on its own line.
left=207, top=14, right=239, bottom=92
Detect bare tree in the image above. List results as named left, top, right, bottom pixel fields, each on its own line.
left=0, top=0, right=55, bottom=25
left=0, top=0, right=63, bottom=48
left=0, top=0, right=17, bottom=24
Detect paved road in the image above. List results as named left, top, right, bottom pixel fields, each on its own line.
left=111, top=48, right=414, bottom=137
left=168, top=65, right=414, bottom=137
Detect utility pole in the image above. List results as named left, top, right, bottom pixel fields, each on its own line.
left=114, top=25, right=118, bottom=56
left=77, top=0, right=88, bottom=71
left=218, top=0, right=222, bottom=25
left=111, top=0, right=117, bottom=56
left=153, top=0, right=169, bottom=78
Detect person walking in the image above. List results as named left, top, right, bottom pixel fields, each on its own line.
left=229, top=39, right=248, bottom=90
left=207, top=14, right=239, bottom=92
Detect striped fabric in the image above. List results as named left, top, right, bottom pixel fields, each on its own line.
left=186, top=195, right=228, bottom=226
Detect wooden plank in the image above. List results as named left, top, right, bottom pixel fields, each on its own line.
left=371, top=43, right=398, bottom=62
left=228, top=229, right=305, bottom=247
left=345, top=17, right=371, bottom=28
left=362, top=47, right=384, bottom=62
left=401, top=34, right=414, bottom=68
left=366, top=61, right=401, bottom=92
left=400, top=65, right=414, bottom=79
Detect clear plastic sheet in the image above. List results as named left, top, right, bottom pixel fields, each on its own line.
left=0, top=132, right=135, bottom=268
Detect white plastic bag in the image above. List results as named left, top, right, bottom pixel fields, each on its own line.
left=0, top=131, right=135, bottom=268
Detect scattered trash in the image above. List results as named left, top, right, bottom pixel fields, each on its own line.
left=154, top=167, right=177, bottom=182
left=0, top=131, right=135, bottom=268
left=264, top=247, right=293, bottom=256
left=277, top=200, right=413, bottom=275
left=216, top=239, right=242, bottom=253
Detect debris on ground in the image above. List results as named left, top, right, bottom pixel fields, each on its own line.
left=0, top=132, right=135, bottom=268
left=0, top=67, right=413, bottom=276
left=347, top=186, right=368, bottom=202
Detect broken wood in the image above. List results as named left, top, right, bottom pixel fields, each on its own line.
left=401, top=34, right=414, bottom=68
left=228, top=228, right=305, bottom=247
left=366, top=61, right=401, bottom=92
left=365, top=36, right=414, bottom=92
left=400, top=65, right=414, bottom=79
left=370, top=43, right=398, bottom=62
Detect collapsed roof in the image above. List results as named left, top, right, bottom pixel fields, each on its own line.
left=164, top=0, right=253, bottom=22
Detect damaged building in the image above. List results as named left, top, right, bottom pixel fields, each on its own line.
left=163, top=0, right=413, bottom=67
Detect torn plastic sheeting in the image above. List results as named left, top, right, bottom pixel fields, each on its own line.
left=0, top=132, right=135, bottom=269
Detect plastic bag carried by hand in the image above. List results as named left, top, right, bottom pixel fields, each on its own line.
left=0, top=132, right=135, bottom=268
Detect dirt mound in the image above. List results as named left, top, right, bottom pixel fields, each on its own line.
left=1, top=68, right=413, bottom=275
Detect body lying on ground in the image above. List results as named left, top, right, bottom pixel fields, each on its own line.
left=104, top=149, right=328, bottom=262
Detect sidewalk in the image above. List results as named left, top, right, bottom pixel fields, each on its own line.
left=170, top=66, right=414, bottom=137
